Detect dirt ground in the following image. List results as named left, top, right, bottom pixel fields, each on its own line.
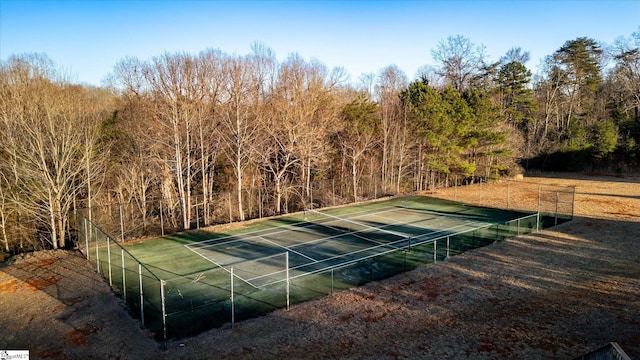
left=1, top=173, right=639, bottom=359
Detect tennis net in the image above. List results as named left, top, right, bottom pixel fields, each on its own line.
left=305, top=208, right=411, bottom=250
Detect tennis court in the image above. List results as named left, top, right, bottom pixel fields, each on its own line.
left=80, top=195, right=548, bottom=340
left=185, top=205, right=493, bottom=288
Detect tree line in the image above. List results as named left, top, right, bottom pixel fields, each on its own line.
left=1, top=31, right=638, bottom=253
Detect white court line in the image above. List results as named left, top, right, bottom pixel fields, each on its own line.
left=237, top=220, right=493, bottom=287
left=310, top=209, right=410, bottom=239
left=185, top=205, right=487, bottom=265
left=306, top=215, right=405, bottom=251
left=185, top=208, right=495, bottom=288
left=185, top=245, right=258, bottom=289
left=255, top=235, right=318, bottom=262
left=394, top=205, right=480, bottom=220
left=185, top=206, right=403, bottom=249
left=285, top=221, right=477, bottom=273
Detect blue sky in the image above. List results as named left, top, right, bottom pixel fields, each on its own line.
left=1, top=0, right=639, bottom=86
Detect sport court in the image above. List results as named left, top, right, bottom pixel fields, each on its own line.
left=185, top=204, right=493, bottom=288
left=110, top=195, right=542, bottom=339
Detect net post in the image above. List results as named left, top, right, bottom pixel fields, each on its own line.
left=230, top=267, right=235, bottom=329
left=119, top=203, right=125, bottom=242
left=107, top=237, right=113, bottom=287
left=446, top=236, right=450, bottom=258
left=160, top=279, right=167, bottom=342
left=537, top=184, right=541, bottom=213
left=407, top=237, right=411, bottom=252
left=517, top=218, right=521, bottom=236
left=286, top=252, right=290, bottom=311
left=138, top=263, right=144, bottom=326
left=121, top=249, right=126, bottom=302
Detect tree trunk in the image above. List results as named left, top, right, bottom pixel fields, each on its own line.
left=236, top=149, right=245, bottom=222
left=351, top=152, right=358, bottom=202
left=275, top=176, right=282, bottom=214
left=48, top=191, right=58, bottom=249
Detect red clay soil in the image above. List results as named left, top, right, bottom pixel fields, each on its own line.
left=0, top=173, right=638, bottom=359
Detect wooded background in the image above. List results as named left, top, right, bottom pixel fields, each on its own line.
left=1, top=32, right=639, bottom=253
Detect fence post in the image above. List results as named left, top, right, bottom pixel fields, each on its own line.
left=159, top=199, right=165, bottom=236
left=454, top=176, right=458, bottom=202
left=479, top=178, right=483, bottom=204
left=120, top=203, right=125, bottom=242
left=230, top=267, right=235, bottom=328
left=332, top=178, right=336, bottom=207
left=259, top=187, right=263, bottom=218
left=95, top=231, right=100, bottom=272
left=403, top=250, right=407, bottom=271
left=121, top=249, right=126, bottom=302
left=139, top=263, right=145, bottom=326
left=446, top=236, right=450, bottom=258
left=374, top=176, right=377, bottom=199
left=84, top=217, right=90, bottom=260
left=286, top=252, right=290, bottom=311
left=431, top=171, right=435, bottom=195
left=228, top=192, right=232, bottom=224
left=433, top=240, right=437, bottom=263
left=331, top=268, right=334, bottom=294
left=107, top=237, right=112, bottom=287
left=161, top=280, right=167, bottom=342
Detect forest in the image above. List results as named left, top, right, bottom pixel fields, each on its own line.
left=0, top=32, right=639, bottom=254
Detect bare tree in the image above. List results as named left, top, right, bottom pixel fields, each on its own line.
left=193, top=49, right=225, bottom=225
left=375, top=65, right=408, bottom=190
left=0, top=54, right=108, bottom=249
left=218, top=54, right=261, bottom=221
left=431, top=35, right=487, bottom=92
left=611, top=30, right=640, bottom=113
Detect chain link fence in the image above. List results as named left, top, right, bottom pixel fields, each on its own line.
left=76, top=172, right=575, bottom=341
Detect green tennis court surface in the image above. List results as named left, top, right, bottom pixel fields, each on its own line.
left=185, top=205, right=493, bottom=288
left=98, top=195, right=545, bottom=339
